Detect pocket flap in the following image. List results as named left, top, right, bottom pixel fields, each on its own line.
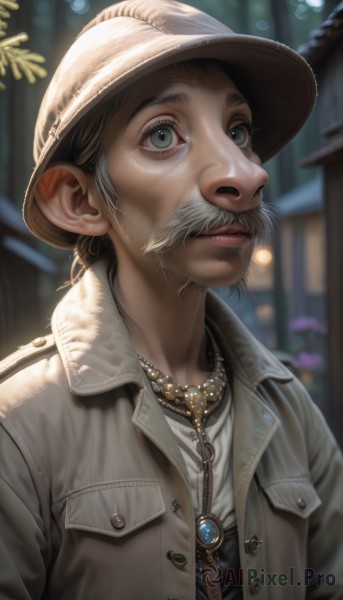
left=262, top=479, right=321, bottom=518
left=65, top=479, right=166, bottom=538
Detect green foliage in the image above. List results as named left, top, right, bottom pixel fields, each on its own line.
left=0, top=0, right=47, bottom=90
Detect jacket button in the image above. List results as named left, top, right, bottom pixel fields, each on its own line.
left=297, top=497, right=306, bottom=509
left=32, top=337, right=47, bottom=347
left=244, top=534, right=263, bottom=554
left=166, top=550, right=187, bottom=567
left=171, top=498, right=180, bottom=512
left=249, top=578, right=261, bottom=595
left=110, top=513, right=126, bottom=529
left=261, top=408, right=273, bottom=422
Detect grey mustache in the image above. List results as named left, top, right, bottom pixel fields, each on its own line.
left=144, top=196, right=275, bottom=255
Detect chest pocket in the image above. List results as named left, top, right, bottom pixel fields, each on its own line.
left=65, top=479, right=166, bottom=538
left=260, top=479, right=321, bottom=519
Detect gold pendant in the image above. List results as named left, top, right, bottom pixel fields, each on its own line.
left=183, top=386, right=207, bottom=427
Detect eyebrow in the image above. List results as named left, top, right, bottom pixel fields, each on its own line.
left=128, top=91, right=249, bottom=122
left=128, top=92, right=189, bottom=122
left=227, top=92, right=249, bottom=107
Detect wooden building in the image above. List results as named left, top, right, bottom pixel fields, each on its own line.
left=298, top=2, right=343, bottom=446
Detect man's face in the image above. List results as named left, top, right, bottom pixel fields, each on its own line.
left=103, top=61, right=269, bottom=291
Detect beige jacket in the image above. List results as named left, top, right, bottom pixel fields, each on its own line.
left=0, top=260, right=342, bottom=600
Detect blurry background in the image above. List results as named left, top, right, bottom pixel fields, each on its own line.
left=1, top=0, right=342, bottom=445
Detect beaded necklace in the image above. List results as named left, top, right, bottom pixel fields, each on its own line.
left=138, top=328, right=228, bottom=562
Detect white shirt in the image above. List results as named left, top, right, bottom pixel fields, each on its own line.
left=165, top=388, right=235, bottom=529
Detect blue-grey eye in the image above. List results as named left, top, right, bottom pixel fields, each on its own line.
left=228, top=123, right=251, bottom=147
left=150, top=127, right=174, bottom=149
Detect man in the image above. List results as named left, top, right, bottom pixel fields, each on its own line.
left=0, top=1, right=342, bottom=599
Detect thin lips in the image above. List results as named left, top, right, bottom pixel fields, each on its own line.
left=199, top=225, right=251, bottom=237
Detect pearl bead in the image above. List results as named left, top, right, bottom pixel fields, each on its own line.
left=163, top=382, right=177, bottom=400
left=147, top=368, right=159, bottom=381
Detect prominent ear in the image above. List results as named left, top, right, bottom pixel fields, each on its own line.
left=35, top=162, right=111, bottom=237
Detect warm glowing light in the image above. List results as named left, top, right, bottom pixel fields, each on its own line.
left=253, top=248, right=273, bottom=266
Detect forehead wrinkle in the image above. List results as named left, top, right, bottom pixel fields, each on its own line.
left=128, top=91, right=190, bottom=123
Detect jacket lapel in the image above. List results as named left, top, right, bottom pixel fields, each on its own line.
left=232, top=378, right=280, bottom=533
left=132, top=385, right=192, bottom=485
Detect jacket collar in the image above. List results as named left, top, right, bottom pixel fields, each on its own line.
left=52, top=260, right=292, bottom=395
left=206, top=293, right=293, bottom=390
left=52, top=260, right=144, bottom=395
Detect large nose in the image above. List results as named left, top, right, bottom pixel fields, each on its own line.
left=198, top=139, right=269, bottom=212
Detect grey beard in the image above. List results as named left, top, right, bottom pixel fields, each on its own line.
left=143, top=196, right=275, bottom=255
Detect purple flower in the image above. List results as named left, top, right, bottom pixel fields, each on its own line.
left=289, top=315, right=326, bottom=335
left=294, top=352, right=324, bottom=372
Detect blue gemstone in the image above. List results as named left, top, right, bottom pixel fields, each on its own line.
left=198, top=518, right=219, bottom=546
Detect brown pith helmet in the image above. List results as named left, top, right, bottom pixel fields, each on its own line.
left=24, top=0, right=316, bottom=249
